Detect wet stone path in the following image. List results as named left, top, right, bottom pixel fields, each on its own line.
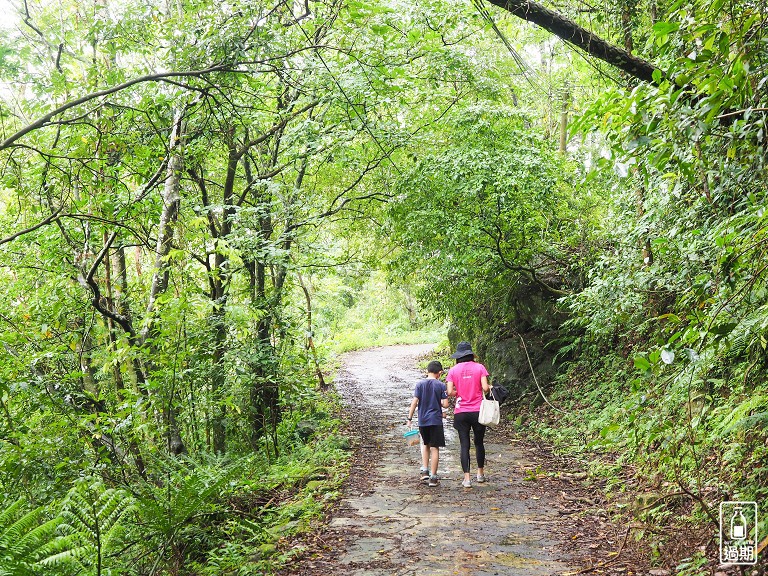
left=287, top=344, right=578, bottom=576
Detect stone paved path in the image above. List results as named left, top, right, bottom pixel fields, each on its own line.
left=290, top=343, right=578, bottom=576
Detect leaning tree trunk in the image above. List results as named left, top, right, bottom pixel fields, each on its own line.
left=486, top=0, right=658, bottom=84
left=484, top=0, right=745, bottom=127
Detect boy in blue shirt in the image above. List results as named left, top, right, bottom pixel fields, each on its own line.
left=406, top=360, right=448, bottom=487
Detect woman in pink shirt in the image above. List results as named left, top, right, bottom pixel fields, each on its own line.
left=446, top=341, right=491, bottom=488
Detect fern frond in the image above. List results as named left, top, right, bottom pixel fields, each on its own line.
left=0, top=498, right=25, bottom=541
left=0, top=498, right=79, bottom=576
left=0, top=508, right=42, bottom=553
left=716, top=394, right=768, bottom=435
left=35, top=533, right=89, bottom=566
left=60, top=477, right=135, bottom=573
left=11, top=517, right=61, bottom=560
left=723, top=304, right=768, bottom=360
left=729, top=411, right=768, bottom=432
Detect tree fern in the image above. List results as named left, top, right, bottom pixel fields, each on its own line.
left=0, top=498, right=81, bottom=576
left=59, top=478, right=135, bottom=576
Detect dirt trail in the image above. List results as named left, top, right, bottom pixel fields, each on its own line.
left=284, top=343, right=587, bottom=575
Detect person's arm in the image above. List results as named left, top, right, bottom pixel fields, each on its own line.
left=447, top=379, right=456, bottom=397
left=407, top=397, right=419, bottom=427
left=481, top=375, right=490, bottom=394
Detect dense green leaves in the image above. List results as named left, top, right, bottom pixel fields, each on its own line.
left=4, top=0, right=768, bottom=569
left=385, top=101, right=603, bottom=339
left=0, top=499, right=81, bottom=576
left=0, top=0, right=491, bottom=571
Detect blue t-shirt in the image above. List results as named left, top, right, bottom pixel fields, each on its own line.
left=414, top=378, right=447, bottom=426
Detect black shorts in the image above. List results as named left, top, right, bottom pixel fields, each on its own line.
left=419, top=425, right=446, bottom=448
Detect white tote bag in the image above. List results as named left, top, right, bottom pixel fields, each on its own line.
left=478, top=388, right=500, bottom=427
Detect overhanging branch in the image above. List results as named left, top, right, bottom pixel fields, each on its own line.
left=0, top=66, right=233, bottom=150
left=486, top=0, right=660, bottom=85
left=484, top=0, right=751, bottom=126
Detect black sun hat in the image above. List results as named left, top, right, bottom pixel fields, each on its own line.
left=450, top=341, right=475, bottom=359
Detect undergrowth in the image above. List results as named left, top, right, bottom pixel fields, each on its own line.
left=184, top=390, right=352, bottom=575
left=0, top=386, right=350, bottom=576
left=510, top=349, right=768, bottom=572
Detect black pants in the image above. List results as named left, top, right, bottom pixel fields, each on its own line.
left=452, top=411, right=486, bottom=473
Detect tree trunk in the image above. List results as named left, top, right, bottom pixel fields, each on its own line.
left=210, top=303, right=227, bottom=453
left=559, top=85, right=569, bottom=154
left=296, top=270, right=327, bottom=389
left=142, top=118, right=183, bottom=332
left=249, top=260, right=273, bottom=447
left=621, top=0, right=635, bottom=54
left=486, top=0, right=659, bottom=84
left=636, top=185, right=653, bottom=266
left=209, top=142, right=238, bottom=454
left=141, top=110, right=186, bottom=456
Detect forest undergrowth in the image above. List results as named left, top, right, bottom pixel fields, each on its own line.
left=510, top=346, right=768, bottom=574
left=0, top=382, right=351, bottom=575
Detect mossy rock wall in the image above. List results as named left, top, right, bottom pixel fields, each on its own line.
left=448, top=280, right=565, bottom=401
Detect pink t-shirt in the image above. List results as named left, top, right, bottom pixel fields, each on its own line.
left=447, top=361, right=489, bottom=413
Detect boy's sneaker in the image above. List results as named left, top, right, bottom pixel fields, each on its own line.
left=462, top=479, right=472, bottom=488
left=428, top=475, right=439, bottom=487
left=476, top=475, right=487, bottom=483
left=419, top=468, right=430, bottom=482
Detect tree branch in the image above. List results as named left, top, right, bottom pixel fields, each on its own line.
left=482, top=223, right=570, bottom=296
left=235, top=99, right=320, bottom=162
left=485, top=0, right=659, bottom=85
left=486, top=0, right=752, bottom=126
left=80, top=231, right=136, bottom=338
left=0, top=206, right=63, bottom=247
left=1, top=66, right=233, bottom=150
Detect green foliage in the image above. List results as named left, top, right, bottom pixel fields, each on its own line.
left=675, top=552, right=708, bottom=576
left=60, top=478, right=134, bottom=576
left=182, top=395, right=351, bottom=575
left=132, top=454, right=241, bottom=547
left=5, top=0, right=768, bottom=569
left=528, top=6, right=768, bottom=558
left=315, top=270, right=444, bottom=353
left=0, top=498, right=80, bottom=576
left=385, top=101, right=602, bottom=341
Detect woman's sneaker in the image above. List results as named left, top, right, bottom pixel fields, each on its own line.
left=428, top=475, right=439, bottom=487
left=462, top=479, right=472, bottom=488
left=476, top=475, right=487, bottom=483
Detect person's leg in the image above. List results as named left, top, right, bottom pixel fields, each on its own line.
left=428, top=424, right=445, bottom=478
left=418, top=428, right=431, bottom=479
left=453, top=413, right=472, bottom=483
left=420, top=441, right=430, bottom=475
left=471, top=419, right=487, bottom=477
left=427, top=446, right=441, bottom=487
